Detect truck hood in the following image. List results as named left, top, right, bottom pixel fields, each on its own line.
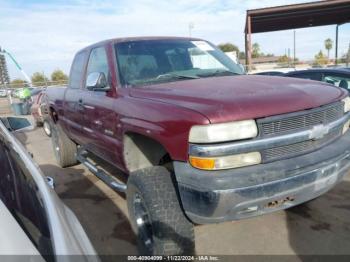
left=129, top=75, right=347, bottom=123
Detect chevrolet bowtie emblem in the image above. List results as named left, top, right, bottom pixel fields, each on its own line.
left=309, top=124, right=329, bottom=140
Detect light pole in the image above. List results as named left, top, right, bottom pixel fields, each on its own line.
left=335, top=23, right=345, bottom=66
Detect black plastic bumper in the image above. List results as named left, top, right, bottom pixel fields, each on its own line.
left=174, top=131, right=350, bottom=224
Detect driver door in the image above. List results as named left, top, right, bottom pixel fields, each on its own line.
left=80, top=46, right=119, bottom=164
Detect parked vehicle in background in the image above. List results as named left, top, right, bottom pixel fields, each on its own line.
left=254, top=71, right=285, bottom=76
left=11, top=88, right=22, bottom=98
left=285, top=68, right=350, bottom=90
left=31, top=91, right=51, bottom=136
left=31, top=87, right=45, bottom=96
left=0, top=117, right=97, bottom=260
left=0, top=89, right=7, bottom=97
left=46, top=36, right=350, bottom=255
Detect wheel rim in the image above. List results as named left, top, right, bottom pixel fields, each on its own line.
left=44, top=121, right=51, bottom=136
left=133, top=192, right=154, bottom=251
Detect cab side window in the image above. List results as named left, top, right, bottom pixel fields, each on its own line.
left=69, top=51, right=88, bottom=89
left=86, top=46, right=109, bottom=87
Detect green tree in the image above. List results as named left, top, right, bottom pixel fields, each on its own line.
left=238, top=51, right=245, bottom=60
left=314, top=50, right=328, bottom=66
left=51, top=69, right=68, bottom=82
left=252, top=43, right=260, bottom=58
left=324, top=38, right=333, bottom=59
left=31, top=72, right=49, bottom=86
left=278, top=55, right=290, bottom=63
left=10, top=78, right=27, bottom=88
left=217, top=43, right=239, bottom=53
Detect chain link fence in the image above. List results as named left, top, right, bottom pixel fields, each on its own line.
left=0, top=80, right=68, bottom=90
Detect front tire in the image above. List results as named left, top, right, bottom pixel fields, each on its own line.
left=51, top=122, right=77, bottom=167
left=127, top=166, right=195, bottom=255
left=43, top=120, right=52, bottom=137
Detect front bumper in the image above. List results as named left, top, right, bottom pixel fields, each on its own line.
left=174, top=131, right=350, bottom=224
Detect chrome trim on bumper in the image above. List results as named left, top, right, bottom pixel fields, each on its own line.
left=189, top=112, right=350, bottom=157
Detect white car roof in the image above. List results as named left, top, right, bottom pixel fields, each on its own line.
left=0, top=119, right=98, bottom=260
left=0, top=200, right=42, bottom=257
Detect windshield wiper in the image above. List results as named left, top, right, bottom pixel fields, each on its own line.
left=197, top=70, right=240, bottom=78
left=127, top=73, right=199, bottom=87
left=156, top=73, right=199, bottom=80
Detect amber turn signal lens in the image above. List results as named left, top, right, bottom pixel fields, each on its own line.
left=189, top=156, right=215, bottom=170
left=189, top=152, right=262, bottom=170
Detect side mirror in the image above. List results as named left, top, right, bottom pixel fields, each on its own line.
left=1, top=117, right=33, bottom=132
left=86, top=72, right=110, bottom=92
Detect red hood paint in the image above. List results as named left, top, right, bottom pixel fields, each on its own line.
left=130, top=75, right=347, bottom=123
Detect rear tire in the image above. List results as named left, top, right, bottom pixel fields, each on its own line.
left=51, top=122, right=77, bottom=167
left=127, top=166, right=195, bottom=255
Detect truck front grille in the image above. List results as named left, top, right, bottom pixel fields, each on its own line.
left=261, top=127, right=343, bottom=162
left=258, top=102, right=344, bottom=137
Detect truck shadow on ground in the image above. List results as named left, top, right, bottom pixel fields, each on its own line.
left=39, top=164, right=137, bottom=260
left=39, top=164, right=196, bottom=259
left=285, top=180, right=350, bottom=258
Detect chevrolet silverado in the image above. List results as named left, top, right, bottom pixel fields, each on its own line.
left=46, top=37, right=350, bottom=255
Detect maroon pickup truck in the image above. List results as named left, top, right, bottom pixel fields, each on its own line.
left=46, top=37, right=350, bottom=255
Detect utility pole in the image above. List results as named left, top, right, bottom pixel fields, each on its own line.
left=293, top=30, right=296, bottom=68
left=288, top=48, right=291, bottom=68
left=335, top=24, right=339, bottom=65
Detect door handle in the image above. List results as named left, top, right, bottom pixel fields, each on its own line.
left=78, top=99, right=95, bottom=110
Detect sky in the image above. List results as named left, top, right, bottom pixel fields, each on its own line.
left=0, top=0, right=349, bottom=80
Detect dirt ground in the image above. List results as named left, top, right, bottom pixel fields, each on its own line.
left=1, top=97, right=350, bottom=259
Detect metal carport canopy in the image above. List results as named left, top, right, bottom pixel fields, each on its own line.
left=244, top=0, right=350, bottom=70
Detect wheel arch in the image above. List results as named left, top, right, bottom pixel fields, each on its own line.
left=123, top=131, right=172, bottom=173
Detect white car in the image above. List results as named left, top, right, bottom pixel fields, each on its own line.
left=0, top=89, right=7, bottom=97
left=0, top=117, right=98, bottom=261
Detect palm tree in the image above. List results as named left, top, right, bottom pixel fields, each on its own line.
left=324, top=38, right=333, bottom=59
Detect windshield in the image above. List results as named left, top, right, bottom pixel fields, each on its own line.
left=115, top=39, right=244, bottom=87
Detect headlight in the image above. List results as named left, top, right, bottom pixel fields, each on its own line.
left=189, top=119, right=258, bottom=143
left=189, top=152, right=262, bottom=170
left=342, top=97, right=350, bottom=113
